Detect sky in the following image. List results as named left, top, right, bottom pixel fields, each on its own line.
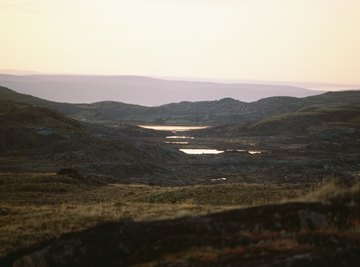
left=1, top=0, right=360, bottom=84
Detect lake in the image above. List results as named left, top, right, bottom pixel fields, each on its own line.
left=138, top=124, right=262, bottom=156
left=248, top=150, right=262, bottom=154
left=180, top=148, right=262, bottom=155
left=179, top=149, right=224, bottom=155
left=138, top=125, right=208, bottom=132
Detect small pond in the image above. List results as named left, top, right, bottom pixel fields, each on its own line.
left=179, top=149, right=225, bottom=155
left=138, top=125, right=208, bottom=132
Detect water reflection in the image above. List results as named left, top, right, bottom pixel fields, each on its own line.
left=165, top=141, right=190, bottom=144
left=226, top=149, right=247, bottom=152
left=248, top=150, right=262, bottom=154
left=180, top=149, right=224, bottom=155
left=166, top=136, right=195, bottom=139
left=138, top=125, right=208, bottom=132
left=211, top=177, right=227, bottom=182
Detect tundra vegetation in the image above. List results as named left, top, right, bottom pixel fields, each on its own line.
left=0, top=85, right=359, bottom=266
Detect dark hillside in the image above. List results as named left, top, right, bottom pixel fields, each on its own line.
left=205, top=104, right=360, bottom=140
left=247, top=105, right=360, bottom=135
left=0, top=101, right=82, bottom=130
left=0, top=101, right=85, bottom=152
left=1, top=85, right=360, bottom=126
left=0, top=98, right=182, bottom=182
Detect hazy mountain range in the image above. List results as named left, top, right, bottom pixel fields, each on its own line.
left=0, top=74, right=324, bottom=106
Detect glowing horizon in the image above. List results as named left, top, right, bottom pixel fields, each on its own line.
left=1, top=0, right=360, bottom=84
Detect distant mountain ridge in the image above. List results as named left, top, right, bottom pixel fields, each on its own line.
left=0, top=74, right=321, bottom=106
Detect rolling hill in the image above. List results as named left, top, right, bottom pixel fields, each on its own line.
left=0, top=100, right=85, bottom=152
left=205, top=100, right=360, bottom=141
left=1, top=85, right=360, bottom=127
left=0, top=97, right=182, bottom=182
left=247, top=105, right=360, bottom=135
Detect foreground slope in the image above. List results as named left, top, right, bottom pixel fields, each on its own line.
left=1, top=182, right=359, bottom=267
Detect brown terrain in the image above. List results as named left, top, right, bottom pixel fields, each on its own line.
left=0, top=85, right=359, bottom=266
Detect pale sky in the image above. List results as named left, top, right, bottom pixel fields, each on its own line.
left=1, top=0, right=360, bottom=84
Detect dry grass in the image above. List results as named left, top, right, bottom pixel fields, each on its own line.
left=0, top=202, right=230, bottom=256
left=0, top=172, right=251, bottom=256
left=133, top=183, right=308, bottom=206
left=301, top=182, right=347, bottom=201
left=299, top=179, right=360, bottom=202
left=2, top=172, right=358, bottom=257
